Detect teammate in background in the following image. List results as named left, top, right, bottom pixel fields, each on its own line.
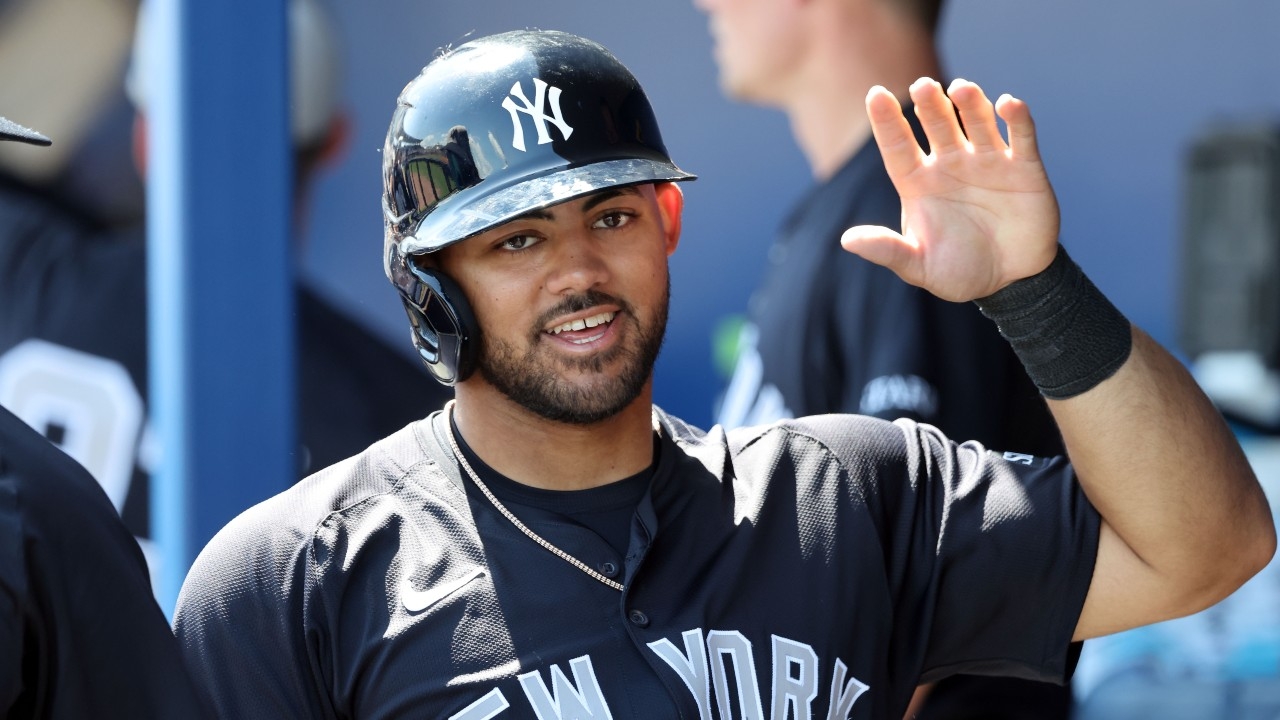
left=0, top=0, right=449, bottom=578
left=125, top=0, right=452, bottom=471
left=170, top=30, right=1274, bottom=719
left=694, top=0, right=1069, bottom=714
left=0, top=117, right=207, bottom=720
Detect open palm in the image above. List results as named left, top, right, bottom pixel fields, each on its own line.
left=841, top=78, right=1061, bottom=302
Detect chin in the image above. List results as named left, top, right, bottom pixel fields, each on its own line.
left=721, top=72, right=772, bottom=106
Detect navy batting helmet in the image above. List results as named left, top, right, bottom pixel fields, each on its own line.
left=382, top=29, right=695, bottom=386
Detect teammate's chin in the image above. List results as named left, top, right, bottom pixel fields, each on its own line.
left=477, top=295, right=668, bottom=426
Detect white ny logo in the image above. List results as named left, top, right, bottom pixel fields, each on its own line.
left=501, top=78, right=574, bottom=152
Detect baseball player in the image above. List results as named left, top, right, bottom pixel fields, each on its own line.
left=172, top=30, right=1274, bottom=719
left=0, top=117, right=207, bottom=718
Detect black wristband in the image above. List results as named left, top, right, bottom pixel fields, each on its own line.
left=975, top=245, right=1132, bottom=399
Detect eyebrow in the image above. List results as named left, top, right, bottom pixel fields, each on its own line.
left=582, top=186, right=638, bottom=212
left=508, top=186, right=641, bottom=223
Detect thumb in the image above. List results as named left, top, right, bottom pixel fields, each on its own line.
left=840, top=224, right=920, bottom=275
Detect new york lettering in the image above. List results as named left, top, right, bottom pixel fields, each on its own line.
left=448, top=628, right=869, bottom=719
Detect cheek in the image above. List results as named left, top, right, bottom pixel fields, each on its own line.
left=458, top=273, right=536, bottom=337
left=722, top=0, right=775, bottom=42
left=626, top=257, right=671, bottom=305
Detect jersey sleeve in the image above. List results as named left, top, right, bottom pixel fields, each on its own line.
left=827, top=242, right=1025, bottom=432
left=899, top=421, right=1098, bottom=682
left=790, top=413, right=1099, bottom=684
left=830, top=255, right=939, bottom=420
left=174, top=500, right=336, bottom=720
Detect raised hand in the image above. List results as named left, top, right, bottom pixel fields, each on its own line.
left=840, top=78, right=1061, bottom=302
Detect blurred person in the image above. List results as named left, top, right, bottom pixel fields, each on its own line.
left=695, top=0, right=1071, bottom=715
left=0, top=115, right=208, bottom=720
left=0, top=0, right=450, bottom=581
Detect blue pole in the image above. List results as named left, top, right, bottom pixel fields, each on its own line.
left=147, top=0, right=294, bottom=617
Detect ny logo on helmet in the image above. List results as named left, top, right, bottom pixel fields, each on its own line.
left=501, top=79, right=574, bottom=152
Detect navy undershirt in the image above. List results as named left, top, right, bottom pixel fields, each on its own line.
left=449, top=416, right=656, bottom=557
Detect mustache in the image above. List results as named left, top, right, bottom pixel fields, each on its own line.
left=534, top=290, right=632, bottom=330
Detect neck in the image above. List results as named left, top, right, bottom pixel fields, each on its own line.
left=782, top=4, right=941, bottom=181
left=449, top=382, right=657, bottom=491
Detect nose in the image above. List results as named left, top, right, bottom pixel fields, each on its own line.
left=544, top=229, right=610, bottom=296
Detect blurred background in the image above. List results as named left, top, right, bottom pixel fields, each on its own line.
left=5, top=0, right=1280, bottom=426
left=5, top=0, right=1280, bottom=712
left=308, top=0, right=1280, bottom=426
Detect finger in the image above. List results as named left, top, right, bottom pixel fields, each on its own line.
left=995, top=93, right=1041, bottom=162
left=840, top=224, right=921, bottom=283
left=910, top=77, right=967, bottom=156
left=948, top=78, right=1005, bottom=154
left=865, top=85, right=926, bottom=182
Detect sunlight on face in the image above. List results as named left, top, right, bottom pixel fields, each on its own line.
left=442, top=184, right=678, bottom=424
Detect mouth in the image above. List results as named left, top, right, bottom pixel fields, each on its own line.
left=546, top=311, right=617, bottom=345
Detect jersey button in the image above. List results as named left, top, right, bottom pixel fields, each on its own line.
left=628, top=609, right=650, bottom=628
left=598, top=561, right=619, bottom=578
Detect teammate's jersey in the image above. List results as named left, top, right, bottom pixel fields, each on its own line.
left=0, top=175, right=451, bottom=557
left=716, top=115, right=1062, bottom=458
left=0, top=404, right=209, bottom=718
left=174, top=408, right=1099, bottom=720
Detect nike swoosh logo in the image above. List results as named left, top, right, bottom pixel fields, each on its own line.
left=401, top=566, right=485, bottom=614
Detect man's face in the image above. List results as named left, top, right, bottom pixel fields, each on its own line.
left=435, top=183, right=683, bottom=424
left=694, top=0, right=807, bottom=105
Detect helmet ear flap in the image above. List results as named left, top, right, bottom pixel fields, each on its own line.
left=399, top=264, right=478, bottom=387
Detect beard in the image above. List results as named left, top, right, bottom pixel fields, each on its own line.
left=475, top=285, right=668, bottom=425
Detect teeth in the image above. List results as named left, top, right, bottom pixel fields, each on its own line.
left=550, top=311, right=615, bottom=335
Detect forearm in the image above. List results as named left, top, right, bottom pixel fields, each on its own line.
left=977, top=249, right=1275, bottom=638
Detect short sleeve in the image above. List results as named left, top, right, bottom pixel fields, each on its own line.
left=174, top=502, right=335, bottom=720
left=903, top=423, right=1100, bottom=682
left=786, top=413, right=1100, bottom=685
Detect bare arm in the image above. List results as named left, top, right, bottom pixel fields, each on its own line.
left=843, top=77, right=1275, bottom=641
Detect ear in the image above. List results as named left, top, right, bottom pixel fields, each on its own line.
left=653, top=182, right=684, bottom=257
left=132, top=114, right=148, bottom=179
left=316, top=108, right=351, bottom=168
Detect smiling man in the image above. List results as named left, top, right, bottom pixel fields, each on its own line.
left=172, top=30, right=1274, bottom=720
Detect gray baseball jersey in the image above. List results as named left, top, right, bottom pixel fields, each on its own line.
left=174, top=408, right=1098, bottom=719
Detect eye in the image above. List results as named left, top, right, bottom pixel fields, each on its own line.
left=497, top=234, right=541, bottom=251
left=593, top=210, right=633, bottom=230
